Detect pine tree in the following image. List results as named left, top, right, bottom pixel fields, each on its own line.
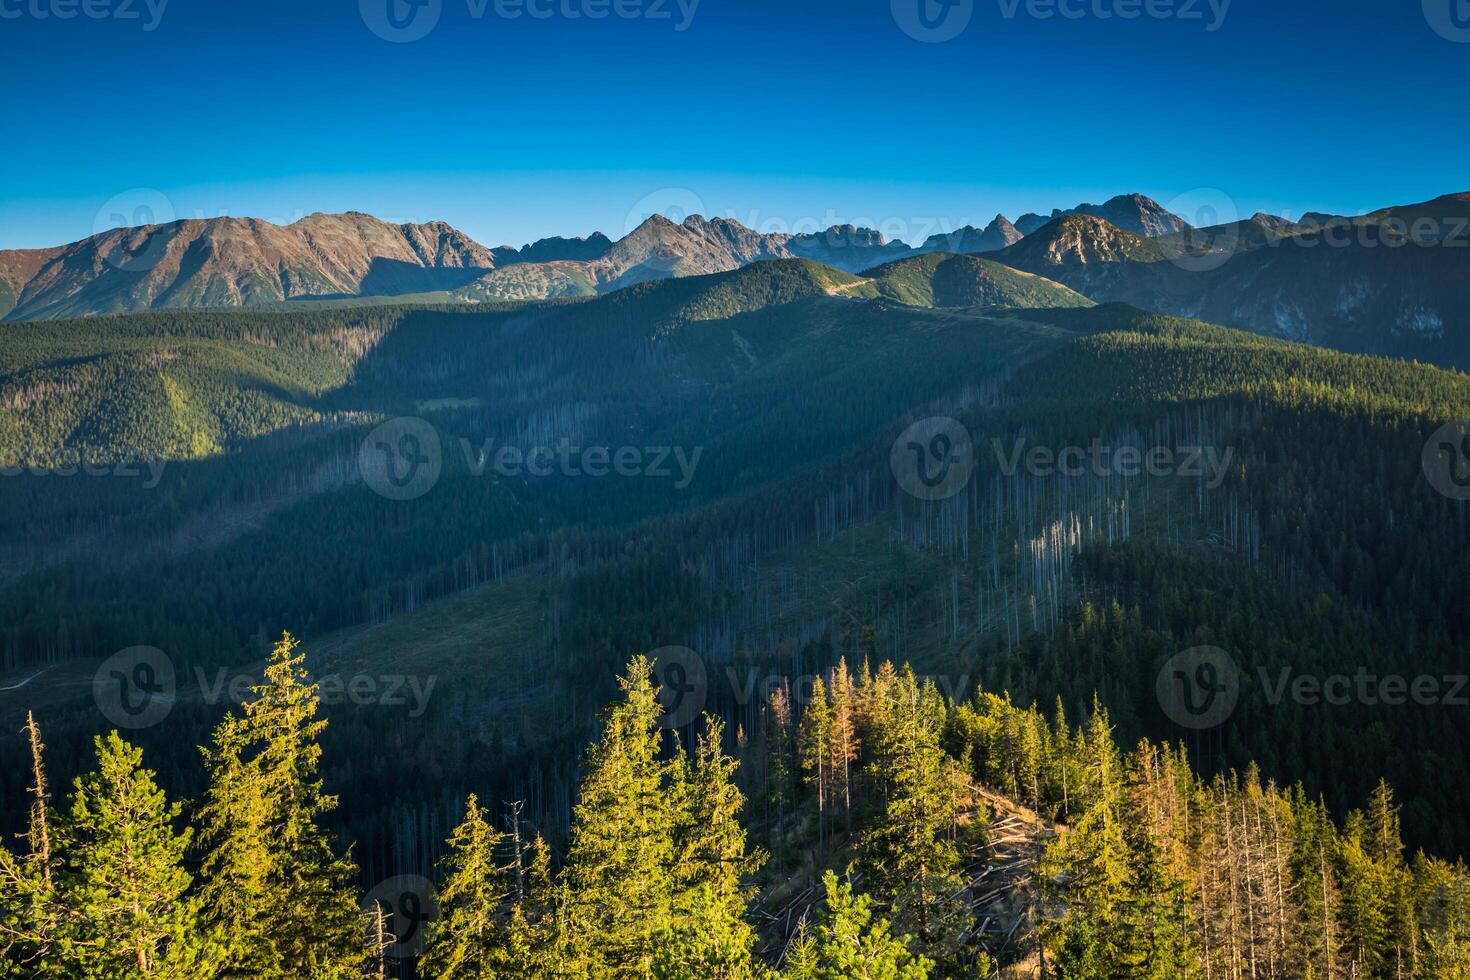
left=828, top=660, right=860, bottom=823
left=0, top=714, right=56, bottom=975
left=195, top=632, right=363, bottom=978
left=659, top=718, right=763, bottom=979
left=800, top=677, right=834, bottom=824
left=562, top=655, right=679, bottom=974
left=1041, top=701, right=1131, bottom=979
left=50, top=732, right=216, bottom=978
left=766, top=684, right=797, bottom=822
left=860, top=670, right=967, bottom=965
left=784, top=872, right=933, bottom=980
left=420, top=794, right=510, bottom=979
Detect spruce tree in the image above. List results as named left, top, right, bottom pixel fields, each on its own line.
left=766, top=685, right=797, bottom=822
left=1041, top=701, right=1131, bottom=979
left=196, top=632, right=363, bottom=978
left=420, top=794, right=510, bottom=979
left=784, top=872, right=933, bottom=980
left=562, top=655, right=679, bottom=974
left=502, top=836, right=572, bottom=976
left=860, top=670, right=967, bottom=964
left=51, top=732, right=216, bottom=978
left=0, top=714, right=56, bottom=975
left=800, top=677, right=834, bottom=823
left=658, top=718, right=763, bottom=978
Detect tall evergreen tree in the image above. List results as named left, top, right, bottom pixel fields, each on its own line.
left=658, top=718, right=764, bottom=979
left=195, top=632, right=363, bottom=978
left=562, top=655, right=679, bottom=974
left=860, top=670, right=968, bottom=966
left=419, top=794, right=510, bottom=979
left=0, top=714, right=56, bottom=976
left=50, top=732, right=216, bottom=978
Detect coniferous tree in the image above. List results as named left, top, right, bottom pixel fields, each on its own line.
left=800, top=677, right=834, bottom=827
left=419, top=794, right=510, bottom=979
left=860, top=670, right=968, bottom=966
left=562, top=655, right=679, bottom=974
left=195, top=632, right=363, bottom=978
left=658, top=718, right=764, bottom=979
left=1041, top=702, right=1131, bottom=979
left=765, top=684, right=797, bottom=822
left=0, top=714, right=56, bottom=976
left=784, top=872, right=933, bottom=980
left=502, top=836, right=570, bottom=976
left=827, top=660, right=860, bottom=823
left=1116, top=741, right=1200, bottom=979
left=50, top=732, right=216, bottom=979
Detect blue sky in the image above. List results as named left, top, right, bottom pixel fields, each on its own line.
left=1, top=0, right=1466, bottom=249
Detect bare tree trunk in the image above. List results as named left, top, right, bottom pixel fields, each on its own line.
left=25, top=712, right=50, bottom=887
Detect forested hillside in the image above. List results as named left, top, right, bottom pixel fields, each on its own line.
left=3, top=638, right=1466, bottom=977
left=2, top=265, right=1470, bottom=977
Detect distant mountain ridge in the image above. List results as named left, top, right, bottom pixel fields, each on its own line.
left=990, top=193, right=1470, bottom=368
left=0, top=212, right=512, bottom=321
left=0, top=193, right=1194, bottom=319
left=1015, top=193, right=1193, bottom=238
left=8, top=190, right=1469, bottom=346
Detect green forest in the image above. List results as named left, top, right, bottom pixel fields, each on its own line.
left=3, top=636, right=1467, bottom=978
left=3, top=258, right=1470, bottom=977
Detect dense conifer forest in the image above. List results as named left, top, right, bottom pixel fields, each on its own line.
left=3, top=261, right=1470, bottom=976
left=3, top=636, right=1467, bottom=977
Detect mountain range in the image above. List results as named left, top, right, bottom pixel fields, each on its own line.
left=0, top=194, right=1171, bottom=320
left=4, top=189, right=1469, bottom=368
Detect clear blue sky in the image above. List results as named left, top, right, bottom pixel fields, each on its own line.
left=2, top=0, right=1466, bottom=249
